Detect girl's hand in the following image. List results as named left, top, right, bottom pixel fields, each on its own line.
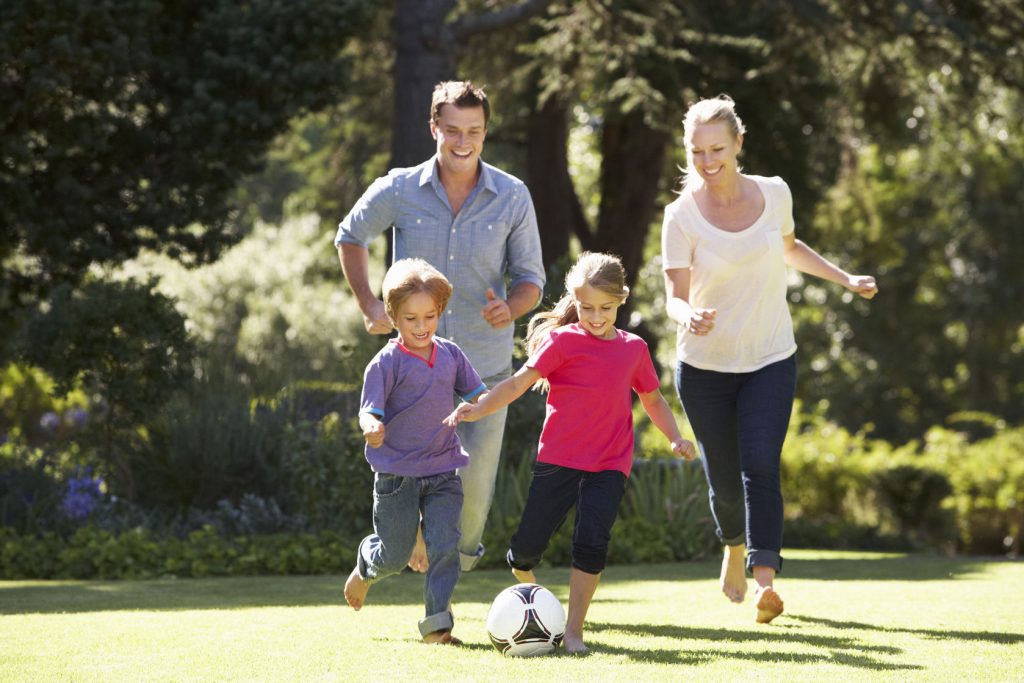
left=443, top=402, right=478, bottom=427
left=672, top=438, right=697, bottom=461
left=687, top=308, right=717, bottom=336
left=363, top=420, right=385, bottom=448
left=846, top=274, right=878, bottom=299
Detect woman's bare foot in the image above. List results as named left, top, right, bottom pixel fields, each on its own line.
left=754, top=585, right=784, bottom=623
left=563, top=632, right=589, bottom=655
left=423, top=630, right=462, bottom=645
left=720, top=545, right=747, bottom=603
left=344, top=566, right=370, bottom=610
left=407, top=526, right=429, bottom=573
left=512, top=568, right=536, bottom=584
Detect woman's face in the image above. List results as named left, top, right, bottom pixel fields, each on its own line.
left=687, top=121, right=742, bottom=185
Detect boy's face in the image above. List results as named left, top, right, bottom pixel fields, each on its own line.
left=573, top=284, right=621, bottom=340
left=394, top=291, right=441, bottom=357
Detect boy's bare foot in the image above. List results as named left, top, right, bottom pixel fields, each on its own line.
left=563, top=632, right=589, bottom=655
left=754, top=585, right=784, bottom=624
left=344, top=566, right=370, bottom=610
left=720, top=545, right=747, bottom=603
left=423, top=630, right=462, bottom=645
left=407, top=527, right=429, bottom=573
left=512, top=568, right=537, bottom=584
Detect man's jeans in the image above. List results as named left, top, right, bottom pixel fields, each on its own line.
left=455, top=368, right=510, bottom=571
left=675, top=355, right=796, bottom=573
left=357, top=470, right=463, bottom=637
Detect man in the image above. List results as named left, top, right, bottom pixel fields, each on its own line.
left=335, top=81, right=545, bottom=571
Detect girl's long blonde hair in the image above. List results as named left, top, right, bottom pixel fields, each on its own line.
left=525, top=252, right=629, bottom=392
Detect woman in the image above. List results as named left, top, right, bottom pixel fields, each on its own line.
left=661, top=95, right=877, bottom=624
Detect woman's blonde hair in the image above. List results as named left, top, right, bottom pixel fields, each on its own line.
left=681, top=94, right=746, bottom=190
left=381, top=258, right=452, bottom=322
left=525, top=252, right=629, bottom=392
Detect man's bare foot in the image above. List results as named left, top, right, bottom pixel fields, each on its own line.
left=423, top=630, right=462, bottom=645
left=344, top=566, right=370, bottom=610
left=512, top=568, right=536, bottom=584
left=754, top=585, right=784, bottom=623
left=720, top=545, right=748, bottom=603
left=563, top=632, right=589, bottom=655
left=407, top=527, right=429, bottom=573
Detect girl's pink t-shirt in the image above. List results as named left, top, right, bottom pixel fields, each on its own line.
left=527, top=324, right=660, bottom=476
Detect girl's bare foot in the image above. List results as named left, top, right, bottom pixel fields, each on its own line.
left=563, top=632, right=589, bottom=655
left=407, top=527, right=429, bottom=573
left=344, top=566, right=370, bottom=610
left=754, top=585, right=784, bottom=623
left=720, top=545, right=747, bottom=603
left=423, top=630, right=462, bottom=645
left=512, top=568, right=536, bottom=584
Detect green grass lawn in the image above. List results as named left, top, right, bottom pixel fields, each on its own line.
left=1, top=550, right=1022, bottom=682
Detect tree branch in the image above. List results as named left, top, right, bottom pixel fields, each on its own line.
left=452, top=0, right=555, bottom=41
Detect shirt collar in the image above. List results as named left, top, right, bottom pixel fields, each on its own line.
left=420, top=155, right=497, bottom=197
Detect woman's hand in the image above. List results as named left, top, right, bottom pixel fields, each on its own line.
left=687, top=308, right=718, bottom=336
left=846, top=275, right=878, bottom=299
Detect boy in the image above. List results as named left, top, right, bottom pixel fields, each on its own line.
left=344, top=258, right=485, bottom=645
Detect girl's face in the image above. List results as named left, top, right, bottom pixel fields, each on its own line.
left=687, top=121, right=742, bottom=184
left=573, top=284, right=621, bottom=339
left=394, top=291, right=440, bottom=358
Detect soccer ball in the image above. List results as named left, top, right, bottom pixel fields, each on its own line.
left=486, top=583, right=566, bottom=656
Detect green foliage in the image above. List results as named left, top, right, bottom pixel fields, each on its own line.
left=0, top=0, right=374, bottom=330
left=0, top=525, right=353, bottom=580
left=14, top=279, right=194, bottom=499
left=278, top=411, right=375, bottom=532
left=120, top=214, right=375, bottom=394
left=798, top=85, right=1023, bottom=440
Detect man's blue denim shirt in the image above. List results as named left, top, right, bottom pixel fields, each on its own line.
left=336, top=156, right=546, bottom=378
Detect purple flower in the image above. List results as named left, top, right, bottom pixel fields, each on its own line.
left=65, top=407, right=89, bottom=428
left=61, top=470, right=104, bottom=520
left=39, top=411, right=60, bottom=433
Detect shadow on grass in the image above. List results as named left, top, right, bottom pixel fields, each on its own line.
left=788, top=614, right=1024, bottom=645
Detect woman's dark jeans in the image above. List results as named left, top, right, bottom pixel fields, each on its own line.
left=675, top=355, right=796, bottom=573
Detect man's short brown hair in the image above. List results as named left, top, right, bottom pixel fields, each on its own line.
left=430, top=81, right=490, bottom=127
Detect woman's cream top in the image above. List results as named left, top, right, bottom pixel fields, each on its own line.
left=661, top=175, right=797, bottom=372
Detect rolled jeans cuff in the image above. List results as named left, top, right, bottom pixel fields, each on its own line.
left=459, top=543, right=485, bottom=572
left=418, top=609, right=455, bottom=638
left=746, top=549, right=783, bottom=574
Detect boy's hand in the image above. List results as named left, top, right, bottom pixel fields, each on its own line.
left=672, top=438, right=697, bottom=461
left=363, top=420, right=385, bottom=448
left=443, top=402, right=478, bottom=427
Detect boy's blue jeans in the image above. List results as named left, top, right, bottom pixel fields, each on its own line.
left=675, top=355, right=796, bottom=573
left=356, top=470, right=463, bottom=637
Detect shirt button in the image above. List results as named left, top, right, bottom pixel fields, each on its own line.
left=417, top=218, right=422, bottom=224
left=488, top=224, right=493, bottom=230
left=450, top=255, right=454, bottom=260
left=452, top=228, right=457, bottom=233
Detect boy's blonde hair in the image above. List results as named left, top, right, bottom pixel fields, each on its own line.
left=681, top=94, right=746, bottom=190
left=525, top=252, right=629, bottom=392
left=382, top=258, right=452, bottom=322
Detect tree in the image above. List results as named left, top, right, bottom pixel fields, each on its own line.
left=0, top=0, right=373, bottom=341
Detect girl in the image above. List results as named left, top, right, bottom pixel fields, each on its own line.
left=445, top=252, right=696, bottom=653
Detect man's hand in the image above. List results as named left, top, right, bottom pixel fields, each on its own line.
left=480, top=288, right=513, bottom=329
left=362, top=299, right=394, bottom=334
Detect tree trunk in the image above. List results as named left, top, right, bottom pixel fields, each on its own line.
left=390, top=0, right=458, bottom=169
left=593, top=110, right=672, bottom=355
left=525, top=96, right=588, bottom=272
